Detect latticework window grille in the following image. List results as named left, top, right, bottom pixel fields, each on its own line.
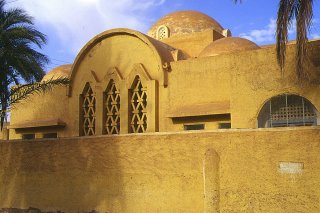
left=129, top=76, right=147, bottom=133
left=157, top=25, right=169, bottom=40
left=258, top=94, right=318, bottom=128
left=81, top=83, right=96, bottom=136
left=104, top=80, right=120, bottom=135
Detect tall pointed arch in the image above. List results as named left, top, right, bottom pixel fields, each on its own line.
left=80, top=83, right=96, bottom=136
left=104, top=79, right=120, bottom=134
left=129, top=75, right=148, bottom=133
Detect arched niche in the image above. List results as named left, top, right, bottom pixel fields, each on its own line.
left=129, top=75, right=148, bottom=133
left=103, top=67, right=123, bottom=135
left=127, top=63, right=158, bottom=133
left=80, top=82, right=96, bottom=136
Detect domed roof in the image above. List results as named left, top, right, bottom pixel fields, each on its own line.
left=41, top=64, right=72, bottom=82
left=147, top=10, right=224, bottom=39
left=199, top=37, right=260, bottom=57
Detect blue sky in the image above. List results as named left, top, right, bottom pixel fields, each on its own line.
left=8, top=0, right=320, bottom=73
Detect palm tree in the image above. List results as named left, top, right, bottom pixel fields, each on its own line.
left=8, top=76, right=70, bottom=110
left=0, top=0, right=69, bottom=128
left=234, top=0, right=314, bottom=80
left=276, top=0, right=313, bottom=80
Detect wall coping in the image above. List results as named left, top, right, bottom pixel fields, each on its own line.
left=1, top=125, right=319, bottom=144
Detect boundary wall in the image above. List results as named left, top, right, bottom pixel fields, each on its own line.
left=0, top=127, right=320, bottom=212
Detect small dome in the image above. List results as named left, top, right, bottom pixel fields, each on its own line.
left=148, top=10, right=224, bottom=39
left=199, top=37, right=260, bottom=57
left=41, top=64, right=72, bottom=82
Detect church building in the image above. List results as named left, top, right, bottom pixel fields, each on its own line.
left=7, top=10, right=320, bottom=139
left=1, top=10, right=320, bottom=213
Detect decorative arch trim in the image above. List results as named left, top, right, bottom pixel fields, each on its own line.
left=103, top=67, right=123, bottom=91
left=127, top=63, right=152, bottom=89
left=104, top=67, right=123, bottom=81
left=68, top=28, right=171, bottom=96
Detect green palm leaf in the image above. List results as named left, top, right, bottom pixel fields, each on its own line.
left=0, top=0, right=68, bottom=129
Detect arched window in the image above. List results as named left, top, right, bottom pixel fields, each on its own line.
left=258, top=94, right=318, bottom=128
left=104, top=79, right=120, bottom=134
left=129, top=76, right=147, bottom=133
left=156, top=25, right=169, bottom=40
left=80, top=83, right=96, bottom=136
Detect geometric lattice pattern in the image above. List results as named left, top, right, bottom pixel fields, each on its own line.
left=104, top=80, right=120, bottom=135
left=271, top=105, right=317, bottom=121
left=157, top=25, right=169, bottom=40
left=81, top=83, right=96, bottom=136
left=268, top=95, right=318, bottom=127
left=130, top=76, right=147, bottom=133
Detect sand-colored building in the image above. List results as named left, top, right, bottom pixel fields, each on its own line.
left=7, top=10, right=320, bottom=139
left=1, top=10, right=320, bottom=212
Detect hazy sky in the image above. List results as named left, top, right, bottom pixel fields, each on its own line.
left=8, top=0, right=320, bottom=72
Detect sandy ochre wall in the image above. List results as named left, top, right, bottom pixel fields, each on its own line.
left=8, top=34, right=320, bottom=138
left=0, top=127, right=320, bottom=212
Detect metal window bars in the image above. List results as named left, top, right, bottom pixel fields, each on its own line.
left=268, top=94, right=317, bottom=127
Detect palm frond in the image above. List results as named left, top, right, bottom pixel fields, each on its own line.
left=295, top=0, right=313, bottom=80
left=4, top=26, right=47, bottom=48
left=0, top=77, right=69, bottom=129
left=2, top=8, right=33, bottom=27
left=0, top=0, right=52, bottom=129
left=276, top=0, right=295, bottom=75
left=9, top=77, right=70, bottom=107
left=277, top=0, right=314, bottom=80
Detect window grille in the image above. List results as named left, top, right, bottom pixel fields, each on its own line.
left=258, top=94, right=318, bottom=128
left=129, top=76, right=147, bottom=133
left=81, top=83, right=96, bottom=136
left=157, top=25, right=169, bottom=40
left=104, top=80, right=120, bottom=134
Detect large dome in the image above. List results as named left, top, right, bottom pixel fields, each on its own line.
left=41, top=64, right=72, bottom=82
left=199, top=37, right=260, bottom=57
left=147, top=10, right=224, bottom=39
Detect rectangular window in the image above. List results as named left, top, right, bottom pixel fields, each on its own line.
left=22, top=134, right=35, bottom=140
left=184, top=124, right=205, bottom=131
left=218, top=123, right=231, bottom=129
left=43, top=133, right=58, bottom=139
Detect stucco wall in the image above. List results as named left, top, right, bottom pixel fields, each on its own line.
left=8, top=36, right=320, bottom=138
left=0, top=127, right=320, bottom=212
left=9, top=85, right=70, bottom=139
left=229, top=43, right=320, bottom=128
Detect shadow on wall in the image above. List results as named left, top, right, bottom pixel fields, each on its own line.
left=0, top=207, right=101, bottom=213
left=0, top=136, right=126, bottom=212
